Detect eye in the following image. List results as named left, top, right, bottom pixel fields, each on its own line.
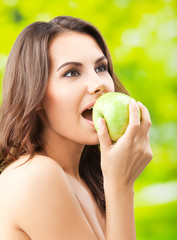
left=63, top=69, right=80, bottom=77
left=95, top=64, right=108, bottom=73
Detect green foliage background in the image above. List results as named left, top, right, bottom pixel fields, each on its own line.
left=0, top=0, right=177, bottom=239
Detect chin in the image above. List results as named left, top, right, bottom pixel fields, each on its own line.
left=82, top=136, right=100, bottom=146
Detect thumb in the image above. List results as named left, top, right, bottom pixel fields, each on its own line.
left=97, top=117, right=112, bottom=150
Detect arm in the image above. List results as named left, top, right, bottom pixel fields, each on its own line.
left=97, top=100, right=153, bottom=240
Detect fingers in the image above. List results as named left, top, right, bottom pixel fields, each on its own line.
left=97, top=117, right=112, bottom=150
left=124, top=99, right=140, bottom=142
left=97, top=100, right=152, bottom=156
left=137, top=101, right=152, bottom=142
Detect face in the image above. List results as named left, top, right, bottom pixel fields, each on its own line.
left=42, top=31, right=115, bottom=145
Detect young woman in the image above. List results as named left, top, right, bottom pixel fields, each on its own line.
left=0, top=16, right=153, bottom=240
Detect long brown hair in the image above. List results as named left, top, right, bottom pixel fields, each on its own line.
left=0, top=16, right=129, bottom=214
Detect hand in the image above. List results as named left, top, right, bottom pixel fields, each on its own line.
left=97, top=99, right=153, bottom=188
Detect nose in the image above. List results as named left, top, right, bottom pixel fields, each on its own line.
left=87, top=72, right=106, bottom=95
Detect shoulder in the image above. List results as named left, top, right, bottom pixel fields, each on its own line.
left=12, top=155, right=97, bottom=239
left=0, top=155, right=97, bottom=239
left=3, top=154, right=70, bottom=197
left=20, top=155, right=72, bottom=196
left=1, top=156, right=73, bottom=230
left=1, top=154, right=65, bottom=183
left=12, top=154, right=75, bottom=212
left=0, top=154, right=70, bottom=208
left=0, top=154, right=73, bottom=218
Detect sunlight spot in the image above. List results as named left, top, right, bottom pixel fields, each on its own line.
left=164, top=49, right=177, bottom=77
left=35, top=13, right=53, bottom=22
left=3, top=0, right=18, bottom=6
left=68, top=0, right=78, bottom=9
left=139, top=14, right=158, bottom=31
left=146, top=44, right=167, bottom=62
left=121, top=29, right=141, bottom=47
left=163, top=0, right=172, bottom=3
left=114, top=0, right=130, bottom=9
left=158, top=19, right=177, bottom=42
left=0, top=54, right=8, bottom=72
left=135, top=181, right=177, bottom=207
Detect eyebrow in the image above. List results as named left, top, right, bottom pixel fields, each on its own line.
left=57, top=56, right=107, bottom=72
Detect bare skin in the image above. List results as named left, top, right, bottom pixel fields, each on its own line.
left=0, top=155, right=105, bottom=240
left=0, top=32, right=153, bottom=239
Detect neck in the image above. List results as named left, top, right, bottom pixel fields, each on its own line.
left=42, top=128, right=85, bottom=180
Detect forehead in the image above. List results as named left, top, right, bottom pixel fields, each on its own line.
left=49, top=31, right=104, bottom=64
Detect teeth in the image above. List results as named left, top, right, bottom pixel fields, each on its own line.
left=88, top=106, right=93, bottom=110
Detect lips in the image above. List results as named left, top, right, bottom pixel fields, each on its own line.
left=81, top=101, right=96, bottom=122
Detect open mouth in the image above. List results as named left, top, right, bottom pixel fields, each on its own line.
left=81, top=106, right=93, bottom=121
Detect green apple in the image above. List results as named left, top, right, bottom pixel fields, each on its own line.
left=93, top=92, right=140, bottom=142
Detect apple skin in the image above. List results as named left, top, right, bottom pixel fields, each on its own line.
left=93, top=92, right=140, bottom=142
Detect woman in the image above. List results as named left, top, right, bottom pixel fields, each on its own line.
left=0, top=16, right=153, bottom=239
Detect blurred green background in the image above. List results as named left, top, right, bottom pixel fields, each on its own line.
left=0, top=0, right=177, bottom=239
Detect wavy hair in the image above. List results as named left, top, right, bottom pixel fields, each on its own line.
left=0, top=16, right=129, bottom=214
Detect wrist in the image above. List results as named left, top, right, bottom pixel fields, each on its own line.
left=103, top=178, right=135, bottom=195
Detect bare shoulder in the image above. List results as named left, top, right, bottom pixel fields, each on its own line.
left=0, top=154, right=69, bottom=216
left=0, top=154, right=66, bottom=196
left=1, top=154, right=62, bottom=174
left=0, top=155, right=97, bottom=240
left=0, top=154, right=73, bottom=212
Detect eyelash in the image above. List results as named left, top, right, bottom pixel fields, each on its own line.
left=63, top=63, right=108, bottom=78
left=63, top=69, right=80, bottom=78
left=96, top=64, right=108, bottom=73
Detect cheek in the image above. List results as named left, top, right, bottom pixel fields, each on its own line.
left=105, top=75, right=115, bottom=92
left=44, top=84, right=78, bottom=123
left=44, top=87, right=66, bottom=120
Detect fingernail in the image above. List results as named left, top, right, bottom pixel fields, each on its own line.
left=137, top=101, right=143, bottom=106
left=130, top=98, right=136, bottom=105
